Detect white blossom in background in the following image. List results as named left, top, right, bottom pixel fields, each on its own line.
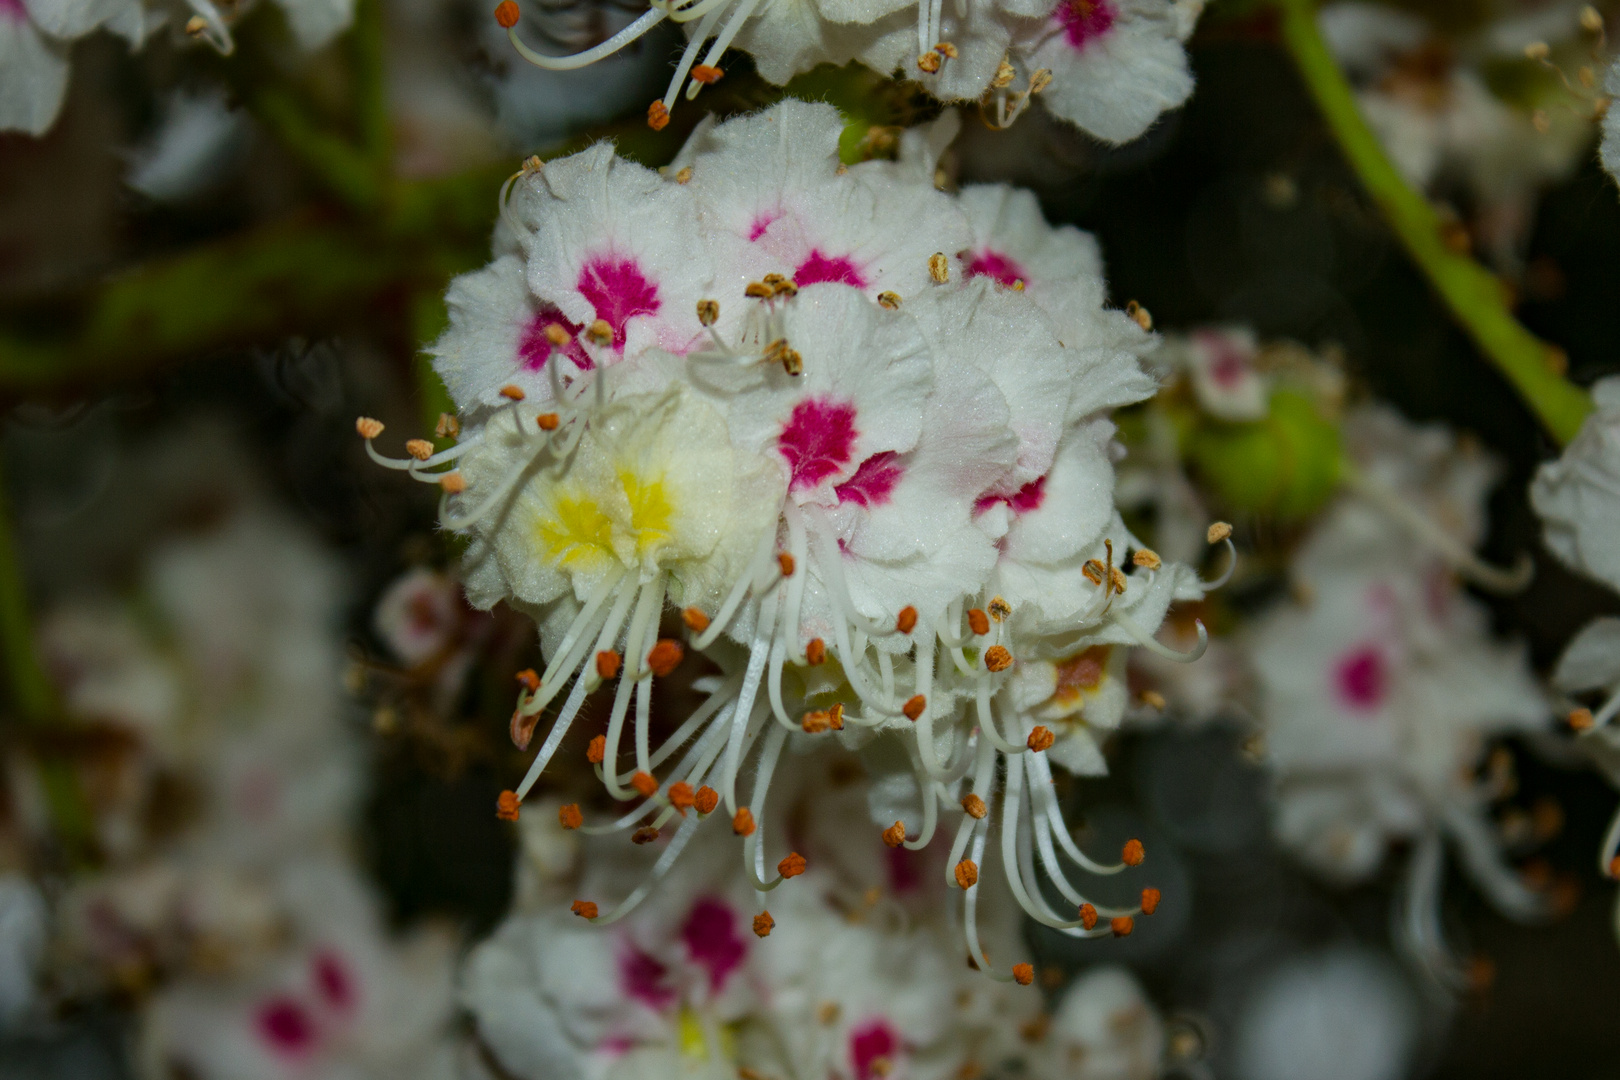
left=365, top=99, right=1219, bottom=980
left=487, top=0, right=1201, bottom=142
left=125, top=87, right=250, bottom=202
left=0, top=875, right=47, bottom=1030
left=1251, top=405, right=1549, bottom=985
left=1026, top=966, right=1163, bottom=1080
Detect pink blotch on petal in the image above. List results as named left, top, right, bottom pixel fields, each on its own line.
left=779, top=398, right=860, bottom=492
left=965, top=250, right=1028, bottom=288
left=1193, top=331, right=1249, bottom=390
left=748, top=213, right=779, bottom=241
left=518, top=308, right=593, bottom=372
left=975, top=475, right=1047, bottom=516
left=312, top=949, right=357, bottom=1013
left=1334, top=646, right=1387, bottom=712
left=680, top=897, right=748, bottom=993
left=795, top=250, right=867, bottom=289
left=577, top=256, right=661, bottom=351
left=1054, top=0, right=1116, bottom=49
left=256, top=997, right=318, bottom=1058
left=0, top=0, right=24, bottom=20
left=835, top=452, right=905, bottom=508
left=850, top=1019, right=900, bottom=1080
left=619, top=948, right=676, bottom=1009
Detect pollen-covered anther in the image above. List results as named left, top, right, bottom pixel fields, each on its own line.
left=1125, top=300, right=1152, bottom=331
left=954, top=859, right=979, bottom=889
left=667, top=781, right=696, bottom=813
left=681, top=607, right=711, bottom=634
left=630, top=771, right=658, bottom=798
left=675, top=167, right=693, bottom=184
left=733, top=808, right=756, bottom=836
left=1132, top=548, right=1162, bottom=570
left=691, top=63, right=724, bottom=84
left=1207, top=521, right=1233, bottom=544
left=991, top=59, right=1016, bottom=89
left=1026, top=726, right=1055, bottom=752
left=596, top=650, right=622, bottom=679
left=935, top=41, right=959, bottom=59
left=896, top=605, right=919, bottom=633
left=918, top=51, right=942, bottom=73
left=781, top=348, right=805, bottom=374
left=570, top=900, right=598, bottom=919
left=1524, top=40, right=1551, bottom=60
left=499, top=384, right=525, bottom=401
left=745, top=281, right=773, bottom=299
left=753, top=911, right=775, bottom=937
left=1078, top=903, right=1098, bottom=930
left=1568, top=707, right=1595, bottom=732
left=984, top=645, right=1013, bottom=672
left=778, top=852, right=807, bottom=878
left=805, top=638, right=826, bottom=665
left=496, top=790, right=521, bottom=821
left=439, top=472, right=466, bottom=494
left=828, top=703, right=845, bottom=730
left=356, top=417, right=385, bottom=439
left=1111, top=916, right=1134, bottom=937
left=494, top=0, right=519, bottom=27
left=1141, top=690, right=1167, bottom=710
left=967, top=608, right=990, bottom=635
left=522, top=154, right=544, bottom=174
left=988, top=596, right=1012, bottom=621
left=587, top=734, right=607, bottom=764
left=511, top=709, right=539, bottom=750
left=877, top=291, right=901, bottom=310
left=696, top=299, right=719, bottom=326
left=544, top=323, right=572, bottom=347
left=516, top=669, right=541, bottom=692
left=1029, top=69, right=1053, bottom=94
left=1110, top=566, right=1128, bottom=593
left=1012, top=963, right=1034, bottom=986
left=1140, top=887, right=1161, bottom=914
left=1122, top=838, right=1145, bottom=866
left=558, top=803, right=583, bottom=830
left=962, top=793, right=988, bottom=819
left=632, top=826, right=660, bottom=844
left=929, top=253, right=949, bottom=283
left=585, top=319, right=614, bottom=346
left=1082, top=560, right=1105, bottom=587
left=903, top=694, right=927, bottom=721
left=801, top=709, right=834, bottom=734
left=536, top=413, right=560, bottom=431
left=647, top=100, right=670, bottom=131
left=435, top=413, right=460, bottom=438
left=772, top=279, right=799, bottom=299
left=694, top=785, right=720, bottom=814
left=882, top=821, right=907, bottom=847
left=646, top=639, right=684, bottom=677
left=777, top=552, right=795, bottom=577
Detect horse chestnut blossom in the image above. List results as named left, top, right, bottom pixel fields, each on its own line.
left=488, top=0, right=1201, bottom=142
left=362, top=100, right=1216, bottom=979
left=1252, top=406, right=1549, bottom=986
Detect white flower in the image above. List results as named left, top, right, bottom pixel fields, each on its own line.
left=366, top=101, right=1212, bottom=978
left=125, top=87, right=249, bottom=202
left=1156, top=326, right=1270, bottom=422
left=1027, top=966, right=1163, bottom=1080
left=1531, top=376, right=1620, bottom=594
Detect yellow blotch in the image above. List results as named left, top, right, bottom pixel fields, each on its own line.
left=621, top=469, right=675, bottom=557
left=533, top=490, right=616, bottom=571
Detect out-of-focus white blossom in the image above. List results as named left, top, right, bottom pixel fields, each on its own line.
left=1027, top=966, right=1163, bottom=1080
left=125, top=87, right=249, bottom=202
left=0, top=874, right=47, bottom=1030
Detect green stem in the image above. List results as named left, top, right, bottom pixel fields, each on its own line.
left=1273, top=0, right=1592, bottom=445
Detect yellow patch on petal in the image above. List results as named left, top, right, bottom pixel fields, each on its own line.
left=533, top=489, right=616, bottom=572
left=621, top=468, right=675, bottom=558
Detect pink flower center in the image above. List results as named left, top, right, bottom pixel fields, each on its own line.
left=312, top=950, right=357, bottom=1013
left=748, top=212, right=779, bottom=241
left=795, top=250, right=867, bottom=289
left=1055, top=0, right=1116, bottom=49
left=975, top=475, right=1047, bottom=516
left=1334, top=646, right=1387, bottom=712
left=779, top=398, right=859, bottom=492
left=518, top=308, right=593, bottom=372
left=0, top=0, right=24, bottom=21
left=577, top=256, right=661, bottom=351
left=1194, top=331, right=1249, bottom=389
left=256, top=997, right=317, bottom=1058
left=850, top=1019, right=900, bottom=1080
left=965, top=250, right=1027, bottom=288
left=620, top=948, right=676, bottom=1009
left=681, top=897, right=748, bottom=992
left=835, top=452, right=905, bottom=508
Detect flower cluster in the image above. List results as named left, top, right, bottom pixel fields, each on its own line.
left=363, top=99, right=1219, bottom=977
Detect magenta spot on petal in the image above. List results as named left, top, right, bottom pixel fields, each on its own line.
left=835, top=452, right=905, bottom=508
left=850, top=1019, right=900, bottom=1080
left=748, top=213, right=779, bottom=241
left=619, top=948, right=677, bottom=1009
left=518, top=308, right=594, bottom=372
left=577, top=256, right=661, bottom=351
left=680, top=897, right=748, bottom=992
left=794, top=250, right=867, bottom=289
left=1334, top=646, right=1387, bottom=712
left=0, top=0, right=24, bottom=20
left=965, top=251, right=1027, bottom=288
left=1054, top=0, right=1116, bottom=49
left=312, top=950, right=357, bottom=1013
left=974, top=475, right=1047, bottom=516
left=885, top=845, right=921, bottom=894
left=600, top=1034, right=636, bottom=1056
left=256, top=997, right=317, bottom=1058
left=1194, top=331, right=1248, bottom=389
left=779, top=398, right=860, bottom=492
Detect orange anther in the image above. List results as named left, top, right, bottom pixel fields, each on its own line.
left=985, top=646, right=1012, bottom=672
left=510, top=709, right=538, bottom=751
left=570, top=900, right=598, bottom=919
left=499, top=384, right=525, bottom=401
left=632, top=826, right=660, bottom=844
left=954, top=859, right=979, bottom=889
left=778, top=552, right=795, bottom=577
left=630, top=771, right=657, bottom=798
left=805, top=638, right=826, bottom=665
left=733, top=808, right=756, bottom=836
left=1122, top=838, right=1145, bottom=866
left=1079, top=903, right=1097, bottom=930
left=1207, top=521, right=1233, bottom=544
left=356, top=417, right=385, bottom=439
left=1570, top=708, right=1596, bottom=731
left=647, top=639, right=684, bottom=677
left=1132, top=548, right=1162, bottom=570
left=694, top=785, right=719, bottom=814
left=496, top=790, right=521, bottom=821
left=439, top=472, right=465, bottom=494
left=587, top=734, right=606, bottom=764
left=896, top=606, right=918, bottom=634
left=405, top=438, right=434, bottom=460
left=494, top=0, right=520, bottom=26
left=753, top=911, right=774, bottom=937
left=544, top=323, right=572, bottom=346
left=691, top=64, right=724, bottom=83
left=1609, top=855, right=1620, bottom=879
left=558, top=803, right=583, bottom=830
left=1111, top=916, right=1134, bottom=937
left=903, top=695, right=926, bottom=721
left=596, top=650, right=621, bottom=679
left=777, top=852, right=807, bottom=878
left=683, top=607, right=711, bottom=633
left=537, top=413, right=560, bottom=431
left=516, top=669, right=540, bottom=692
left=828, top=703, right=845, bottom=730
left=917, top=51, right=942, bottom=73
left=1140, top=887, right=1161, bottom=914
left=802, top=710, right=833, bottom=734
left=648, top=100, right=670, bottom=131
left=967, top=608, right=990, bottom=635
left=667, top=782, right=696, bottom=813
left=1026, top=726, right=1055, bottom=752
left=962, top=793, right=987, bottom=819
left=882, top=821, right=907, bottom=848
left=1012, top=963, right=1034, bottom=986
